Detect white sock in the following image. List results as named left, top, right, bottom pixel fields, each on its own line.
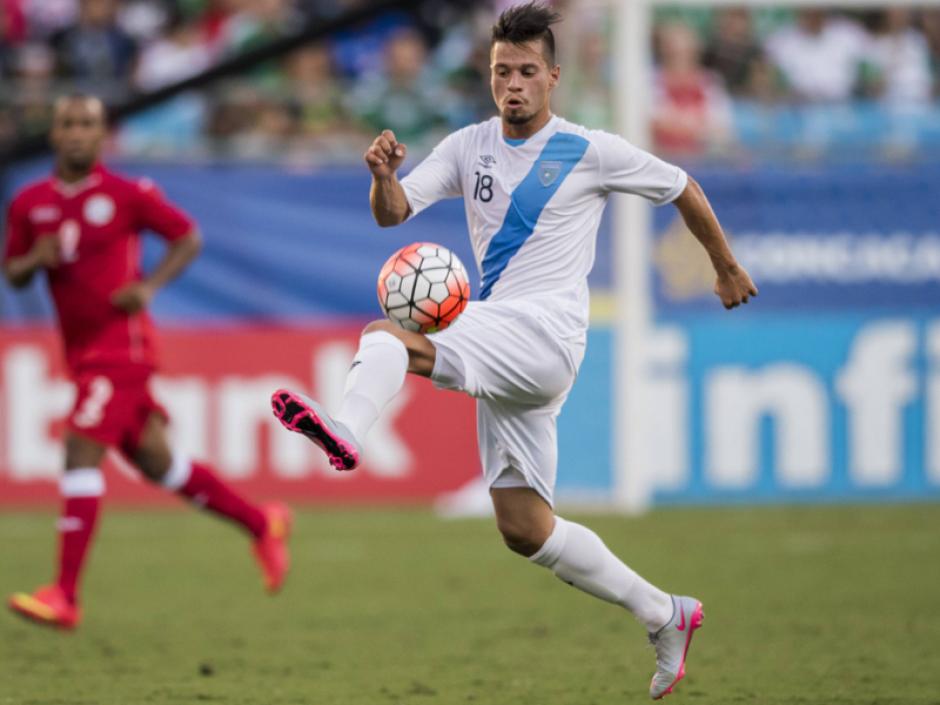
left=60, top=467, right=105, bottom=498
left=159, top=454, right=192, bottom=491
left=335, top=331, right=409, bottom=443
left=530, top=516, right=674, bottom=632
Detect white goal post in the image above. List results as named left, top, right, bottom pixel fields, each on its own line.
left=609, top=0, right=940, bottom=513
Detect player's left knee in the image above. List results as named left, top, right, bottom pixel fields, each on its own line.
left=502, top=536, right=543, bottom=557
left=496, top=518, right=548, bottom=558
left=131, top=447, right=172, bottom=483
left=130, top=413, right=174, bottom=483
left=135, top=459, right=170, bottom=483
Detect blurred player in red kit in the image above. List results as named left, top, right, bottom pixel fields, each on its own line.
left=2, top=94, right=292, bottom=629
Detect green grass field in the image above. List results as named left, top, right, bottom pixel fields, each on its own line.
left=2, top=505, right=939, bottom=705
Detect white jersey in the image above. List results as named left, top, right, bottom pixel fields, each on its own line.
left=400, top=114, right=687, bottom=348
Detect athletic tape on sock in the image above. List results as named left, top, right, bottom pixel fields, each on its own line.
left=60, top=468, right=105, bottom=497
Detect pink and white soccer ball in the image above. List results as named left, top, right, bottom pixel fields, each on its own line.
left=377, top=242, right=471, bottom=333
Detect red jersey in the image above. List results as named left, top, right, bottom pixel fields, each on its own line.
left=3, top=164, right=194, bottom=375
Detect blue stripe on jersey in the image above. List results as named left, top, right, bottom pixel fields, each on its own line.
left=479, top=131, right=590, bottom=300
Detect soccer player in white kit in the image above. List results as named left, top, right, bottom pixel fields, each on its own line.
left=272, top=3, right=757, bottom=699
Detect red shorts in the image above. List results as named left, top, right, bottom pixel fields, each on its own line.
left=67, top=367, right=168, bottom=456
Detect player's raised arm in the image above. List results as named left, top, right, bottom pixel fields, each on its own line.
left=672, top=175, right=757, bottom=309
left=366, top=129, right=410, bottom=227
left=593, top=130, right=756, bottom=311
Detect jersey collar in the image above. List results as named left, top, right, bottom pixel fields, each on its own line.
left=501, top=114, right=559, bottom=148
left=51, top=163, right=106, bottom=198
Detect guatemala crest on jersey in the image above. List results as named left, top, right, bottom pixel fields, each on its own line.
left=537, top=161, right=562, bottom=187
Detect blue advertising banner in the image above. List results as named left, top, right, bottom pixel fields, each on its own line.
left=651, top=163, right=940, bottom=313
left=556, top=316, right=940, bottom=504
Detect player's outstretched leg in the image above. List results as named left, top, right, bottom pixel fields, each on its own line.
left=134, top=414, right=292, bottom=594
left=8, top=467, right=104, bottom=630
left=271, top=328, right=410, bottom=470
left=160, top=456, right=293, bottom=594
left=531, top=519, right=704, bottom=699
left=493, top=489, right=703, bottom=699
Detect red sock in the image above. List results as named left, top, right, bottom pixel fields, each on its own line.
left=56, top=495, right=101, bottom=605
left=177, top=461, right=267, bottom=538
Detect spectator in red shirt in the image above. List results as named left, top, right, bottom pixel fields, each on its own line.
left=652, top=22, right=733, bottom=156
left=3, top=94, right=291, bottom=630
left=1, top=0, right=25, bottom=42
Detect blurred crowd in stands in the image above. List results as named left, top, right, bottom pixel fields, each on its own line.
left=650, top=6, right=940, bottom=158
left=2, top=0, right=940, bottom=162
left=0, top=0, right=485, bottom=161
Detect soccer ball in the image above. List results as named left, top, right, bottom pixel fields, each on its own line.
left=377, top=242, right=471, bottom=333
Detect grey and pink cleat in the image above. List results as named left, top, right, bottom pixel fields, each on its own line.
left=271, top=389, right=362, bottom=471
left=648, top=595, right=704, bottom=700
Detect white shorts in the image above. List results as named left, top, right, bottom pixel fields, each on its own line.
left=427, top=299, right=581, bottom=505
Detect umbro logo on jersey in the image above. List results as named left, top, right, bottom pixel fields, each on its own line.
left=479, top=154, right=496, bottom=169
left=538, top=161, right=562, bottom=187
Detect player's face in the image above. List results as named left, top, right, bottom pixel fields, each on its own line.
left=50, top=98, right=107, bottom=173
left=490, top=40, right=559, bottom=129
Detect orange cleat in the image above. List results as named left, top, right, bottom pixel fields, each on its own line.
left=8, top=584, right=81, bottom=630
left=252, top=502, right=292, bottom=594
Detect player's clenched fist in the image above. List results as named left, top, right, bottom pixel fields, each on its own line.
left=364, top=129, right=407, bottom=179
left=714, top=264, right=758, bottom=310
left=31, top=234, right=61, bottom=269
left=111, top=281, right=154, bottom=313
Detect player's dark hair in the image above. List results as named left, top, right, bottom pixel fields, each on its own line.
left=491, top=2, right=562, bottom=65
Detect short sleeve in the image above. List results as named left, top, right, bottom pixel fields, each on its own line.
left=134, top=178, right=195, bottom=241
left=593, top=131, right=688, bottom=206
left=400, top=130, right=464, bottom=219
left=3, top=195, right=33, bottom=260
